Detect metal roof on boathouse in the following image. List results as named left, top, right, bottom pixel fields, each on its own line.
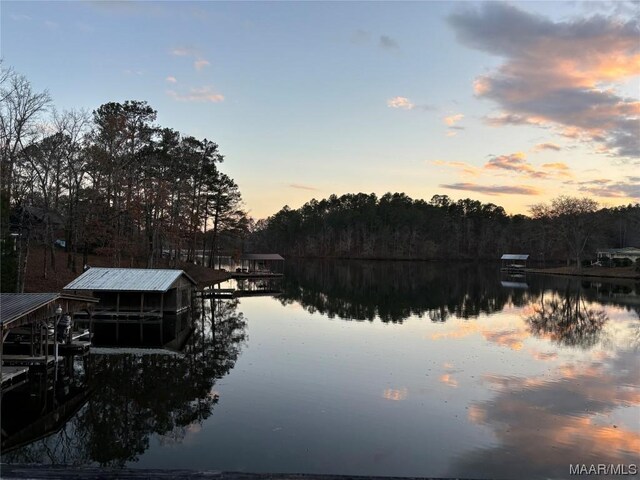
left=500, top=254, right=529, bottom=261
left=63, top=268, right=196, bottom=292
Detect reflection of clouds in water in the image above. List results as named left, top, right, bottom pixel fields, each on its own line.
left=439, top=374, right=458, bottom=388
left=430, top=292, right=637, bottom=367
left=482, top=329, right=527, bottom=351
left=452, top=350, right=640, bottom=479
left=527, top=349, right=558, bottom=361
left=430, top=316, right=532, bottom=352
left=440, top=363, right=460, bottom=387
left=382, top=388, right=408, bottom=401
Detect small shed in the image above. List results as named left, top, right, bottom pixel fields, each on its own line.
left=500, top=254, right=529, bottom=272
left=239, top=254, right=285, bottom=274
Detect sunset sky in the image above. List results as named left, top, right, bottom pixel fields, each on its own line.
left=2, top=1, right=639, bottom=219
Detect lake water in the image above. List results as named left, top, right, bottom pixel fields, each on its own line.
left=2, top=261, right=639, bottom=479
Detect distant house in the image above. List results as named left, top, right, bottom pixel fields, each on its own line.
left=63, top=268, right=197, bottom=345
left=596, top=247, right=640, bottom=264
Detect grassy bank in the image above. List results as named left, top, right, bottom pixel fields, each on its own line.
left=20, top=247, right=230, bottom=293
left=526, top=265, right=640, bottom=279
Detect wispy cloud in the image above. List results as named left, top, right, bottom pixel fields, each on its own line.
left=10, top=14, right=31, bottom=21
left=533, top=143, right=561, bottom=152
left=166, top=86, right=224, bottom=103
left=351, top=29, right=371, bottom=45
left=484, top=152, right=549, bottom=179
left=379, top=35, right=399, bottom=50
left=351, top=30, right=400, bottom=51
left=484, top=152, right=573, bottom=179
left=387, top=96, right=435, bottom=111
left=169, top=46, right=199, bottom=57
left=289, top=184, right=318, bottom=191
left=166, top=76, right=177, bottom=84
left=444, top=114, right=464, bottom=126
left=566, top=177, right=640, bottom=199
left=449, top=2, right=640, bottom=159
left=387, top=96, right=415, bottom=110
left=194, top=59, right=211, bottom=71
left=541, top=162, right=570, bottom=171
left=44, top=20, right=59, bottom=29
left=440, top=182, right=542, bottom=196
left=432, top=160, right=480, bottom=177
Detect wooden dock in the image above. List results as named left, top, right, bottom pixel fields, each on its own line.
left=197, top=288, right=282, bottom=299
left=231, top=272, right=283, bottom=279
left=1, top=365, right=29, bottom=387
left=2, top=355, right=57, bottom=367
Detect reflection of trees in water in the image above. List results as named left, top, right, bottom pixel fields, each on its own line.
left=2, top=300, right=247, bottom=467
left=525, top=286, right=608, bottom=348
left=280, top=261, right=637, bottom=329
left=279, top=260, right=526, bottom=323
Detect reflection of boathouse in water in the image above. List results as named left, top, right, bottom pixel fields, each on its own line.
left=63, top=268, right=197, bottom=347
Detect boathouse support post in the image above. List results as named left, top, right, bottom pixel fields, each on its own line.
left=89, top=309, right=93, bottom=342
left=30, top=322, right=35, bottom=357
left=116, top=293, right=120, bottom=343
left=140, top=293, right=144, bottom=343
left=159, top=293, right=164, bottom=345
left=44, top=319, right=49, bottom=365
left=0, top=328, right=3, bottom=378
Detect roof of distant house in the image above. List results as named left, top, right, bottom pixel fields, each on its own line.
left=597, top=247, right=640, bottom=253
left=63, top=268, right=196, bottom=292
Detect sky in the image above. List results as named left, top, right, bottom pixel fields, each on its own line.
left=1, top=0, right=639, bottom=219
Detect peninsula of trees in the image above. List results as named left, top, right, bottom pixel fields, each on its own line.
left=1, top=66, right=248, bottom=292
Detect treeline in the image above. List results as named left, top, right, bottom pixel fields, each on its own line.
left=251, top=192, right=640, bottom=263
left=1, top=66, right=248, bottom=292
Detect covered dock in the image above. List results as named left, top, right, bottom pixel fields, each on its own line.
left=63, top=267, right=197, bottom=345
left=500, top=254, right=529, bottom=273
left=1, top=293, right=98, bottom=388
left=234, top=254, right=284, bottom=278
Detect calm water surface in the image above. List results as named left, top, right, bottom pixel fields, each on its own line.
left=3, top=261, right=639, bottom=479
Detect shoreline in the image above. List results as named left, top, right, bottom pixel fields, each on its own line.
left=526, top=266, right=639, bottom=280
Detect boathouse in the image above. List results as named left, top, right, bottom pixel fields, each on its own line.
left=1, top=293, right=98, bottom=388
left=500, top=254, right=529, bottom=272
left=238, top=254, right=285, bottom=274
left=63, top=268, right=197, bottom=345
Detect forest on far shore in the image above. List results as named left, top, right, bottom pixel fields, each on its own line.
left=250, top=192, right=640, bottom=266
